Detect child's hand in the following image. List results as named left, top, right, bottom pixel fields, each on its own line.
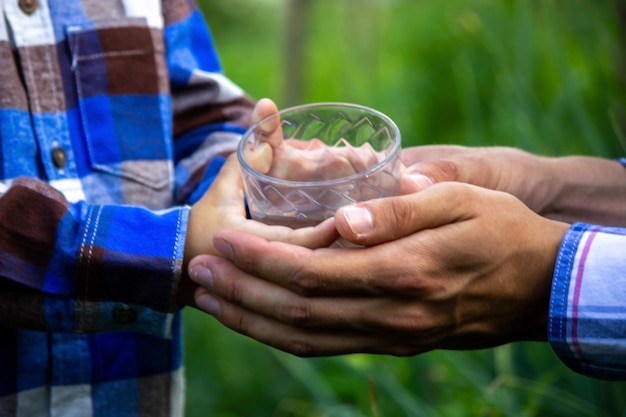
left=245, top=99, right=388, bottom=182
left=178, top=154, right=339, bottom=307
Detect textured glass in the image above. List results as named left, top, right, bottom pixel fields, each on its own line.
left=238, top=103, right=402, bottom=227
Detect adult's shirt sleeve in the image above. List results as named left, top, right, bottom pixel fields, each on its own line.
left=549, top=222, right=626, bottom=380
left=0, top=178, right=188, bottom=338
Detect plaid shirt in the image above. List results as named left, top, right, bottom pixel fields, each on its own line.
left=550, top=222, right=626, bottom=380
left=0, top=0, right=253, bottom=416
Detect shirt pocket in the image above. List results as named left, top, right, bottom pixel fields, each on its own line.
left=67, top=18, right=172, bottom=191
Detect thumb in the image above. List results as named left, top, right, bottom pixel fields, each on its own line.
left=243, top=98, right=284, bottom=174
left=252, top=98, right=283, bottom=148
left=334, top=183, right=472, bottom=246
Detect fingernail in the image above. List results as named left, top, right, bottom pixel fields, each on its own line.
left=196, top=291, right=221, bottom=318
left=409, top=174, right=434, bottom=190
left=189, top=264, right=214, bottom=290
left=342, top=206, right=373, bottom=236
left=214, top=238, right=234, bottom=259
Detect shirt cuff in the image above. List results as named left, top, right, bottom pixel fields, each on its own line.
left=549, top=222, right=626, bottom=380
left=54, top=204, right=190, bottom=338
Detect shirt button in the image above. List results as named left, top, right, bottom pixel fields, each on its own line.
left=113, top=306, right=138, bottom=324
left=51, top=147, right=67, bottom=168
left=18, top=0, right=38, bottom=14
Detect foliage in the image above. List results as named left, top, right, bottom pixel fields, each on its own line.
left=186, top=0, right=626, bottom=416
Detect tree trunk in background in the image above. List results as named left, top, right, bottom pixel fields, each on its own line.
left=284, top=0, right=310, bottom=106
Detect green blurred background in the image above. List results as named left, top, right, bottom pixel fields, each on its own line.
left=184, top=0, right=626, bottom=416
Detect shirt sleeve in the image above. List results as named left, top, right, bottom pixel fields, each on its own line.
left=0, top=178, right=188, bottom=337
left=0, top=5, right=254, bottom=337
left=549, top=222, right=626, bottom=380
left=162, top=5, right=255, bottom=205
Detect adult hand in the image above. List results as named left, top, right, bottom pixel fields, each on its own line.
left=400, top=145, right=553, bottom=211
left=401, top=145, right=626, bottom=225
left=188, top=182, right=570, bottom=356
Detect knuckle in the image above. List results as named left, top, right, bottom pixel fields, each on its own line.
left=223, top=279, right=245, bottom=304
left=436, top=160, right=460, bottom=181
left=386, top=273, right=428, bottom=295
left=234, top=314, right=250, bottom=336
left=287, top=267, right=323, bottom=295
left=387, top=314, right=424, bottom=335
left=418, top=160, right=459, bottom=183
left=284, top=338, right=317, bottom=357
left=277, top=299, right=313, bottom=327
left=371, top=308, right=432, bottom=336
left=385, top=198, right=415, bottom=233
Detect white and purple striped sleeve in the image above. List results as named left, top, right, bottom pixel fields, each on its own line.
left=549, top=223, right=626, bottom=380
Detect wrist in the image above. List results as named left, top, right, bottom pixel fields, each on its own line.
left=540, top=156, right=626, bottom=225
left=481, top=148, right=555, bottom=213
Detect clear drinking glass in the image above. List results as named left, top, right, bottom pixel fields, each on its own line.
left=238, top=102, right=402, bottom=228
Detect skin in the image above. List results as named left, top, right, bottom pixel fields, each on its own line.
left=400, top=145, right=626, bottom=225
left=179, top=97, right=419, bottom=307
left=245, top=98, right=377, bottom=180
left=245, top=98, right=426, bottom=190
left=189, top=183, right=569, bottom=356
left=186, top=99, right=626, bottom=356
left=177, top=154, right=338, bottom=307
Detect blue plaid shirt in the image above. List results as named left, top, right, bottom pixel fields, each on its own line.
left=549, top=158, right=626, bottom=380
left=0, top=0, right=253, bottom=415
left=0, top=2, right=624, bottom=416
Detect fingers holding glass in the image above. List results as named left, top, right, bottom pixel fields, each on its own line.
left=238, top=101, right=404, bottom=227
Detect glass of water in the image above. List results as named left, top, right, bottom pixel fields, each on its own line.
left=238, top=102, right=402, bottom=228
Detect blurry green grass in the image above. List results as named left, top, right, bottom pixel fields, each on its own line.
left=187, top=0, right=626, bottom=416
